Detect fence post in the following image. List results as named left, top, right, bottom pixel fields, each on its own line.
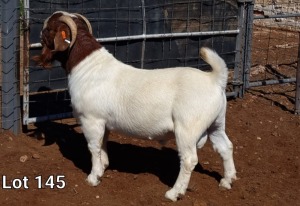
left=0, top=0, right=21, bottom=134
left=243, top=0, right=254, bottom=91
left=233, top=1, right=245, bottom=98
left=295, top=32, right=300, bottom=115
left=235, top=0, right=254, bottom=98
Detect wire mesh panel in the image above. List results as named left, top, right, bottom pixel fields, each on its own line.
left=23, top=0, right=242, bottom=125
left=250, top=1, right=299, bottom=87
left=245, top=0, right=300, bottom=114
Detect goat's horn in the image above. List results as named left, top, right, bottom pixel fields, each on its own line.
left=58, top=15, right=78, bottom=48
left=73, top=13, right=93, bottom=34
left=43, top=11, right=65, bottom=30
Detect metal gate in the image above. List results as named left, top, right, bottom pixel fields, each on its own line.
left=20, top=0, right=251, bottom=125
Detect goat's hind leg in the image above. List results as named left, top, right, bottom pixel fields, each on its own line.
left=80, top=117, right=107, bottom=186
left=165, top=127, right=200, bottom=201
left=196, top=131, right=208, bottom=149
left=208, top=124, right=237, bottom=189
left=101, top=130, right=109, bottom=170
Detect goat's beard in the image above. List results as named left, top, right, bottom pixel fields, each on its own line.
left=31, top=47, right=54, bottom=69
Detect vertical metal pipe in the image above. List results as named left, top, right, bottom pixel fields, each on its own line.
left=233, top=1, right=245, bottom=98
left=234, top=0, right=254, bottom=98
left=0, top=1, right=2, bottom=131
left=140, top=0, right=146, bottom=69
left=1, top=0, right=21, bottom=134
left=295, top=32, right=300, bottom=115
left=243, top=0, right=254, bottom=91
left=22, top=0, right=30, bottom=125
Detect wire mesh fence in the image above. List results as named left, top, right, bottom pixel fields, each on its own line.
left=249, top=0, right=300, bottom=114
left=22, top=0, right=244, bottom=126
left=250, top=1, right=299, bottom=87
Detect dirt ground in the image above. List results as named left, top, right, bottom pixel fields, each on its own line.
left=0, top=82, right=299, bottom=206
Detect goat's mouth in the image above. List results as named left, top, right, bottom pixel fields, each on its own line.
left=31, top=57, right=53, bottom=69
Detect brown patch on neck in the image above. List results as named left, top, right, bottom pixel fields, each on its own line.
left=65, top=30, right=102, bottom=73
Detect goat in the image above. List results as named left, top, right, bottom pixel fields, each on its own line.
left=33, top=11, right=237, bottom=201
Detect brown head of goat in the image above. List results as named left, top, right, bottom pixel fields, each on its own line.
left=32, top=11, right=101, bottom=73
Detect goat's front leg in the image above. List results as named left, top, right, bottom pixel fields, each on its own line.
left=80, top=117, right=107, bottom=186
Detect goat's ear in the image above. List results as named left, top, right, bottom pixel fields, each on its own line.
left=54, top=26, right=71, bottom=51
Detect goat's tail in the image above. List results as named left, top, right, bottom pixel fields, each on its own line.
left=200, top=47, right=228, bottom=90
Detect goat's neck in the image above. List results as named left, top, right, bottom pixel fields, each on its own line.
left=66, top=32, right=102, bottom=73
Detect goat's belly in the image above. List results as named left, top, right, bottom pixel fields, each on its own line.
left=105, top=117, right=174, bottom=141
left=115, top=130, right=174, bottom=143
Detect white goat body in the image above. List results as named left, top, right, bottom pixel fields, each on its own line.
left=70, top=48, right=225, bottom=137
left=68, top=47, right=237, bottom=201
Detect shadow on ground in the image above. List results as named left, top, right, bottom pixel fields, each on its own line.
left=31, top=121, right=222, bottom=187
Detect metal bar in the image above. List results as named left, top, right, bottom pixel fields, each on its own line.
left=23, top=0, right=30, bottom=125
left=29, top=29, right=240, bottom=48
left=24, top=112, right=73, bottom=125
left=248, top=78, right=296, bottom=87
left=211, top=0, right=216, bottom=47
left=237, top=0, right=253, bottom=2
left=140, top=0, right=146, bottom=69
left=254, top=13, right=300, bottom=19
left=243, top=0, right=254, bottom=90
left=114, top=0, right=118, bottom=57
left=1, top=0, right=21, bottom=134
left=295, top=32, right=300, bottom=115
left=226, top=91, right=238, bottom=98
left=233, top=1, right=245, bottom=97
left=0, top=2, right=2, bottom=131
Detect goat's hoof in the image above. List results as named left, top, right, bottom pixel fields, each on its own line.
left=165, top=190, right=178, bottom=202
left=219, top=178, right=232, bottom=189
left=86, top=174, right=100, bottom=186
left=232, top=175, right=239, bottom=181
